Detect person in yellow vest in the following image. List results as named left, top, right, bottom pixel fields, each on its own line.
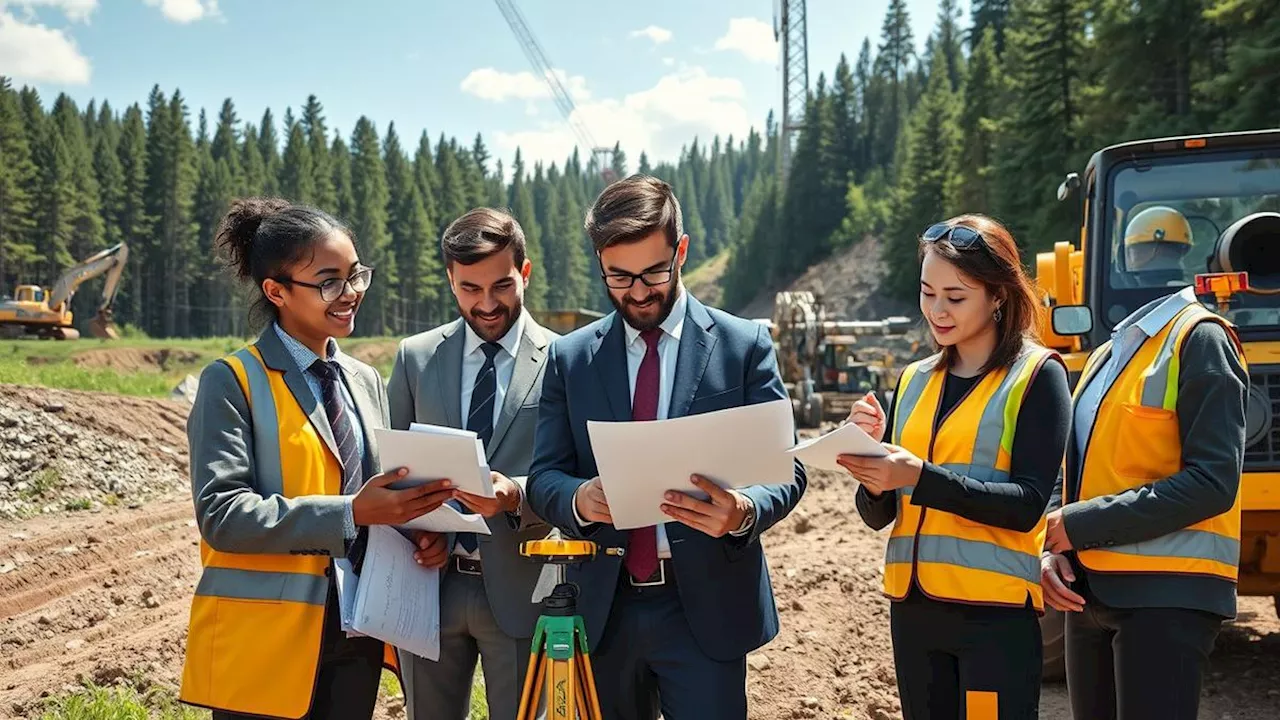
left=839, top=214, right=1072, bottom=719
left=180, top=197, right=454, bottom=720
left=1041, top=206, right=1248, bottom=720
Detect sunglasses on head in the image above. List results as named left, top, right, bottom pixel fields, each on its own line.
left=921, top=222, right=986, bottom=250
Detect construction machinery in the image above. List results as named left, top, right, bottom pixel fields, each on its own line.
left=771, top=291, right=902, bottom=428
left=532, top=308, right=605, bottom=335
left=0, top=243, right=129, bottom=340
left=1034, top=128, right=1280, bottom=677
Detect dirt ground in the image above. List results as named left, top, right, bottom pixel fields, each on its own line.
left=2, top=387, right=1279, bottom=719
left=67, top=348, right=203, bottom=373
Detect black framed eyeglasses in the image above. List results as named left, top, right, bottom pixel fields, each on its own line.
left=277, top=266, right=375, bottom=303
left=600, top=255, right=677, bottom=289
left=921, top=222, right=986, bottom=250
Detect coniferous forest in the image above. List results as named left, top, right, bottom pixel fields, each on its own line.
left=1, top=0, right=1278, bottom=338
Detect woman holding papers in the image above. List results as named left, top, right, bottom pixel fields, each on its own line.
left=178, top=198, right=453, bottom=720
left=838, top=214, right=1071, bottom=720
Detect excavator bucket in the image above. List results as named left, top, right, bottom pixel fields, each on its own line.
left=88, top=310, right=119, bottom=340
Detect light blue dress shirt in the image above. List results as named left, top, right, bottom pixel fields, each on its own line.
left=273, top=323, right=365, bottom=540
left=1072, top=287, right=1196, bottom=457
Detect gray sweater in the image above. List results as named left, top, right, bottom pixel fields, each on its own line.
left=1049, top=321, right=1248, bottom=619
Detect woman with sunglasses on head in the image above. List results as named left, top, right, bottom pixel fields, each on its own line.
left=179, top=197, right=454, bottom=720
left=839, top=214, right=1071, bottom=719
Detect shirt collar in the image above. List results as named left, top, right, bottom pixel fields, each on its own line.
left=274, top=322, right=340, bottom=372
left=623, top=284, right=688, bottom=347
left=463, top=309, right=526, bottom=359
left=1112, top=285, right=1197, bottom=341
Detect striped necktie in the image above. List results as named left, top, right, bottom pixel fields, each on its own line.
left=459, top=342, right=502, bottom=553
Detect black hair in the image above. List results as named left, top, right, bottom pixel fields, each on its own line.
left=440, top=207, right=528, bottom=267
left=215, top=197, right=355, bottom=327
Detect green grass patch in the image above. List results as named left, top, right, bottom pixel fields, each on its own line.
left=34, top=682, right=208, bottom=720
left=19, top=466, right=60, bottom=499
left=378, top=668, right=490, bottom=719
left=63, top=497, right=92, bottom=511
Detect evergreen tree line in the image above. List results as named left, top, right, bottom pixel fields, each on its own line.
left=723, top=0, right=1280, bottom=307
left=0, top=83, right=772, bottom=338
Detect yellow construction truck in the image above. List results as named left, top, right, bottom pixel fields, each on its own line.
left=1034, top=128, right=1280, bottom=676
left=0, top=243, right=129, bottom=340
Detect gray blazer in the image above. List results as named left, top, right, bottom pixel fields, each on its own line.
left=387, top=315, right=557, bottom=639
left=188, top=326, right=389, bottom=558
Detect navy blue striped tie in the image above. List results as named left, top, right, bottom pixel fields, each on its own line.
left=310, top=360, right=366, bottom=566
left=459, top=342, right=501, bottom=553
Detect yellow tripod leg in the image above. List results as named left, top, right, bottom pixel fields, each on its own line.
left=546, top=655, right=577, bottom=720
left=517, top=647, right=547, bottom=720
left=575, top=646, right=604, bottom=720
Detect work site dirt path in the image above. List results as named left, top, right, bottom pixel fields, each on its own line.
left=2, top=387, right=1278, bottom=719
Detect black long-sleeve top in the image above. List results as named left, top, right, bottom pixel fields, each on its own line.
left=855, top=356, right=1072, bottom=534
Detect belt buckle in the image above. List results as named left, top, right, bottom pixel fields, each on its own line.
left=455, top=557, right=482, bottom=576
left=629, top=560, right=666, bottom=587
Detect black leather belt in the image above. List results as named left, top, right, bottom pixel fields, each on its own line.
left=451, top=555, right=482, bottom=576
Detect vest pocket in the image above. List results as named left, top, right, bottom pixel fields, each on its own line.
left=1112, top=403, right=1181, bottom=481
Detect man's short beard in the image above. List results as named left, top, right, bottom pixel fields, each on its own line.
left=609, top=281, right=680, bottom=332
left=461, top=296, right=523, bottom=342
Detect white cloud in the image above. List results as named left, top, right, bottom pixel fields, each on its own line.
left=491, top=66, right=752, bottom=168
left=0, top=9, right=91, bottom=83
left=661, top=57, right=675, bottom=67
left=142, top=0, right=219, bottom=24
left=714, top=17, right=777, bottom=64
left=0, top=0, right=97, bottom=23
left=629, top=25, right=672, bottom=45
left=460, top=67, right=589, bottom=103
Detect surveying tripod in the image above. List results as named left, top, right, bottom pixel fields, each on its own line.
left=516, top=538, right=621, bottom=720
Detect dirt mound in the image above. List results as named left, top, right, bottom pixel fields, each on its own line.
left=70, top=348, right=202, bottom=373
left=346, top=341, right=398, bottom=370
left=0, top=385, right=189, bottom=522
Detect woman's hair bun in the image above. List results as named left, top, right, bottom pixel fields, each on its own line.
left=216, top=197, right=292, bottom=280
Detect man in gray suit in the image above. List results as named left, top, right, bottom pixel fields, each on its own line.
left=388, top=207, right=557, bottom=720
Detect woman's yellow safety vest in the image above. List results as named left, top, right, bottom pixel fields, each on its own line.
left=884, top=343, right=1059, bottom=611
left=1070, top=303, right=1245, bottom=582
left=180, top=345, right=399, bottom=719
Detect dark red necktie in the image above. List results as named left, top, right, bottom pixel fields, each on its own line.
left=625, top=327, right=663, bottom=582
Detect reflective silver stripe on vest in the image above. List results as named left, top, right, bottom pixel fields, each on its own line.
left=195, top=566, right=330, bottom=605
left=892, top=356, right=938, bottom=443
left=886, top=535, right=915, bottom=564
left=232, top=348, right=284, bottom=498
left=1140, top=307, right=1208, bottom=410
left=915, top=534, right=1040, bottom=582
left=971, top=349, right=1043, bottom=469
left=1103, top=528, right=1240, bottom=568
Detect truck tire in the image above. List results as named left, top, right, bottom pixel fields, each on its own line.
left=1040, top=606, right=1066, bottom=682
left=805, top=394, right=824, bottom=428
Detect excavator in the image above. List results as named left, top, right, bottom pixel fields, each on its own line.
left=0, top=243, right=129, bottom=340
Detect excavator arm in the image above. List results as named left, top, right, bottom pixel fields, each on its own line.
left=47, top=243, right=129, bottom=339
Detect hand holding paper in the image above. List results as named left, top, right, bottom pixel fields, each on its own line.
left=786, top=421, right=889, bottom=473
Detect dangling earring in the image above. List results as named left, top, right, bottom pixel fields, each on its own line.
left=993, top=307, right=1003, bottom=323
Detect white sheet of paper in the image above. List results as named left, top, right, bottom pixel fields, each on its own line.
left=350, top=525, right=441, bottom=661
left=375, top=426, right=495, bottom=498
left=332, top=558, right=364, bottom=637
left=586, top=398, right=796, bottom=530
left=787, top=422, right=889, bottom=472
left=397, top=502, right=493, bottom=535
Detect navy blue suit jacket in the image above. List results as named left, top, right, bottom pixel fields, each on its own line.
left=527, top=293, right=807, bottom=661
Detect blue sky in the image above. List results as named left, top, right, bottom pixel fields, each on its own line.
left=2, top=0, right=944, bottom=174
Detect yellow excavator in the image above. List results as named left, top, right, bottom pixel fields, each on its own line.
left=0, top=243, right=129, bottom=340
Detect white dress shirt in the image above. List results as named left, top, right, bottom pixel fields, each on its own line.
left=455, top=311, right=527, bottom=558
left=1073, top=286, right=1196, bottom=457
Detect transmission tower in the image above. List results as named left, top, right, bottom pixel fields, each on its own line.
left=775, top=0, right=809, bottom=180
left=493, top=0, right=616, bottom=182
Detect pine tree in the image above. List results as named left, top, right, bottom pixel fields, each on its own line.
left=50, top=93, right=105, bottom=329
left=93, top=129, right=125, bottom=249
left=935, top=0, right=966, bottom=92
left=831, top=55, right=859, bottom=189
left=384, top=122, right=439, bottom=333
left=885, top=51, right=962, bottom=298
left=240, top=123, right=266, bottom=195
left=211, top=99, right=242, bottom=179
left=508, top=149, right=546, bottom=311
left=434, top=134, right=468, bottom=235
left=280, top=120, right=315, bottom=203
left=144, top=89, right=198, bottom=336
left=192, top=146, right=235, bottom=335
left=947, top=28, right=1004, bottom=215
left=637, top=152, right=652, bottom=175
left=0, top=78, right=37, bottom=285
left=301, top=95, right=336, bottom=210
left=1208, top=0, right=1280, bottom=130
left=996, top=0, right=1091, bottom=253
left=876, top=0, right=915, bottom=166
left=610, top=141, right=628, bottom=179
left=542, top=176, right=589, bottom=309
left=349, top=117, right=394, bottom=334
left=116, top=104, right=149, bottom=328
left=331, top=135, right=355, bottom=222
left=258, top=108, right=281, bottom=194
left=971, top=0, right=1013, bottom=56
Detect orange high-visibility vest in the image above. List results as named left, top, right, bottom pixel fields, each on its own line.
left=180, top=345, right=399, bottom=719
left=884, top=344, right=1059, bottom=611
left=1071, top=303, right=1244, bottom=582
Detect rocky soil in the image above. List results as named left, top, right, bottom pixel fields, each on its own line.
left=1, top=386, right=1278, bottom=719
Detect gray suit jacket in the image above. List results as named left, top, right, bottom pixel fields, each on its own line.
left=387, top=314, right=557, bottom=639
left=188, top=326, right=389, bottom=558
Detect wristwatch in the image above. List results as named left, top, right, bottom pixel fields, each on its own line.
left=732, top=493, right=757, bottom=536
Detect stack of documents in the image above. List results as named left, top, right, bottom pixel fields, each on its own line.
left=374, top=424, right=496, bottom=535
left=586, top=398, right=797, bottom=530
left=786, top=421, right=888, bottom=472
left=336, top=526, right=441, bottom=660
